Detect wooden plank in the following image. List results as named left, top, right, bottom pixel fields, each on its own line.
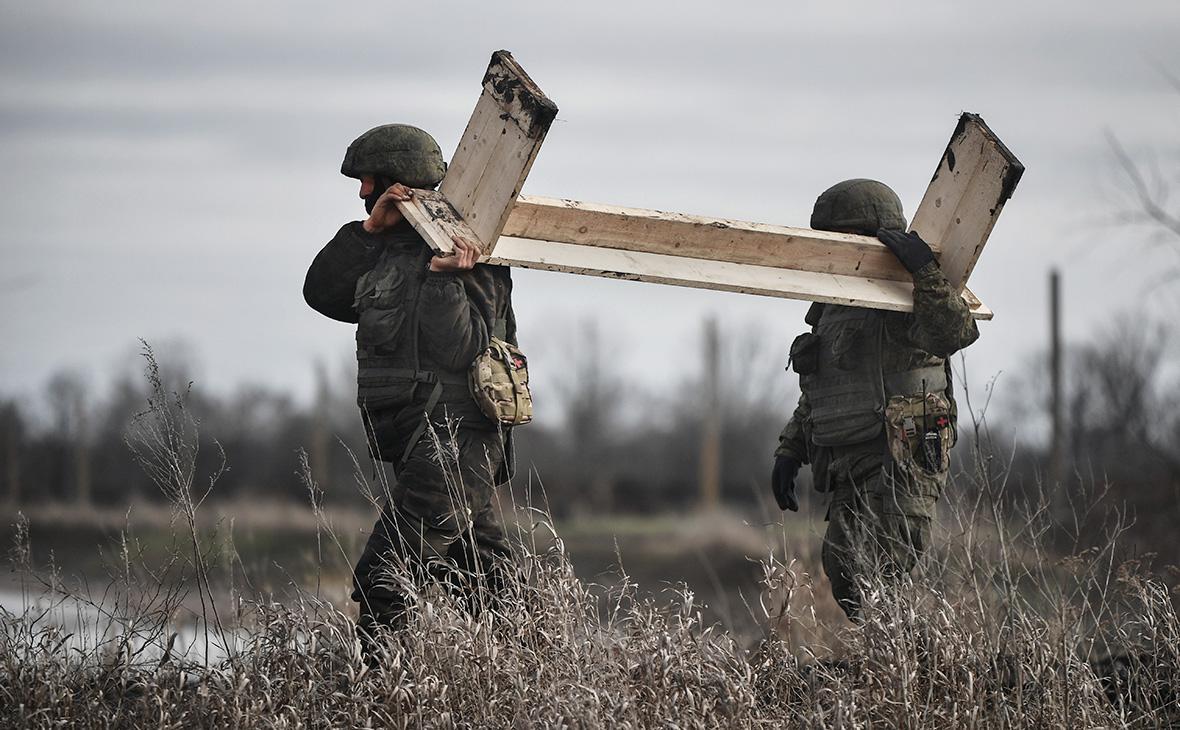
left=439, top=50, right=557, bottom=253
left=909, top=113, right=1024, bottom=291
left=437, top=93, right=503, bottom=218
left=396, top=50, right=1014, bottom=315
left=503, top=195, right=915, bottom=282
left=463, top=121, right=539, bottom=246
left=397, top=189, right=482, bottom=255
left=487, top=237, right=993, bottom=320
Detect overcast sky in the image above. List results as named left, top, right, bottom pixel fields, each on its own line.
left=2, top=1, right=1179, bottom=430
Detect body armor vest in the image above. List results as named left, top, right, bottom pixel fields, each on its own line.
left=800, top=305, right=948, bottom=448
left=353, top=238, right=464, bottom=413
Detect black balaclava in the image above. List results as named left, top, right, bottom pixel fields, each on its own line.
left=363, top=176, right=395, bottom=216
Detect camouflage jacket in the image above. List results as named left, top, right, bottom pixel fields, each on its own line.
left=303, top=220, right=516, bottom=428
left=776, top=261, right=979, bottom=462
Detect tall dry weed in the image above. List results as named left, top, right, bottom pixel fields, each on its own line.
left=1, top=349, right=1177, bottom=728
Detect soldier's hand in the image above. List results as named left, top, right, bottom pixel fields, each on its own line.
left=363, top=183, right=413, bottom=233
left=771, top=454, right=802, bottom=512
left=429, top=235, right=481, bottom=273
left=877, top=228, right=936, bottom=274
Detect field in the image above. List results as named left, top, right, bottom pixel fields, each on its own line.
left=1, top=358, right=1178, bottom=728
left=3, top=485, right=1178, bottom=726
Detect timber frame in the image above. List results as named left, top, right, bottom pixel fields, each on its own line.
left=398, top=51, right=1024, bottom=320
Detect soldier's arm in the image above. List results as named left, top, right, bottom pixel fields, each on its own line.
left=775, top=391, right=811, bottom=463
left=303, top=222, right=385, bottom=324
left=416, top=270, right=492, bottom=372
left=907, top=262, right=980, bottom=357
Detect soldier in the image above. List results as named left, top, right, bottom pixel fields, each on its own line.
left=303, top=124, right=520, bottom=642
left=771, top=179, right=979, bottom=620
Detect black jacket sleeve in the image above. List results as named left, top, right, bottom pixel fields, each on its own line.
left=776, top=391, right=811, bottom=463
left=303, top=222, right=385, bottom=324
left=417, top=272, right=491, bottom=371
left=416, top=263, right=517, bottom=372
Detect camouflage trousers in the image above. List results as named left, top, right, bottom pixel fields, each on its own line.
left=352, top=416, right=512, bottom=635
left=818, top=440, right=945, bottom=620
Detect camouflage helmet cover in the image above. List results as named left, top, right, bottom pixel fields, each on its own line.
left=810, top=179, right=907, bottom=235
left=340, top=124, right=447, bottom=189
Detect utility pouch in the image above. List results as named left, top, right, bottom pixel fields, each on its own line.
left=354, top=261, right=412, bottom=352
left=788, top=332, right=820, bottom=375
left=884, top=392, right=953, bottom=479
left=470, top=338, right=533, bottom=426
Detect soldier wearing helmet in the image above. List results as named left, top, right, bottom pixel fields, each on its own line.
left=771, top=179, right=979, bottom=620
left=304, top=124, right=519, bottom=645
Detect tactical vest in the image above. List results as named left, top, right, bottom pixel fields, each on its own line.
left=352, top=238, right=480, bottom=434
left=799, top=305, right=948, bottom=448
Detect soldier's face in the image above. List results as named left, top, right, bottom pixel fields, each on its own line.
left=358, top=175, right=376, bottom=199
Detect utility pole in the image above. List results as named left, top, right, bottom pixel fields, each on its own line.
left=699, top=317, right=722, bottom=511
left=1048, top=269, right=1066, bottom=490
left=311, top=361, right=331, bottom=488
left=2, top=404, right=20, bottom=505
left=73, top=391, right=91, bottom=505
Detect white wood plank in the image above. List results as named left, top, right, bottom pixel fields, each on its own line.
left=397, top=189, right=483, bottom=255
left=438, top=93, right=502, bottom=217
left=504, top=195, right=914, bottom=281
left=399, top=52, right=1016, bottom=317
left=910, top=113, right=1024, bottom=291
left=487, top=236, right=993, bottom=320
left=439, top=50, right=557, bottom=253
left=464, top=121, right=538, bottom=244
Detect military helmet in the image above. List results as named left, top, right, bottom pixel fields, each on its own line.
left=810, top=179, right=907, bottom=235
left=340, top=124, right=447, bottom=188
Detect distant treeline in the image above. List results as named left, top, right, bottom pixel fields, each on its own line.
left=0, top=322, right=791, bottom=515
left=1, top=317, right=1177, bottom=538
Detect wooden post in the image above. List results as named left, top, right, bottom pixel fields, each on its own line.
left=73, top=392, right=90, bottom=506
left=3, top=408, right=19, bottom=506
left=1048, top=269, right=1066, bottom=488
left=310, top=361, right=331, bottom=488
left=699, top=318, right=722, bottom=511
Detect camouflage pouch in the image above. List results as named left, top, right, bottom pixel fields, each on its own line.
left=469, top=338, right=533, bottom=426
left=884, top=392, right=952, bottom=483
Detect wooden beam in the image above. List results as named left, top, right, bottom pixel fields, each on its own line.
left=396, top=189, right=469, bottom=255
left=487, top=236, right=993, bottom=320
left=440, top=50, right=557, bottom=252
left=909, top=113, right=1024, bottom=291
left=492, top=112, right=1022, bottom=316
left=394, top=50, right=1019, bottom=316
left=503, top=195, right=915, bottom=282
left=400, top=50, right=556, bottom=255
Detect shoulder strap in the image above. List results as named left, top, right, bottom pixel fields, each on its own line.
left=398, top=376, right=443, bottom=471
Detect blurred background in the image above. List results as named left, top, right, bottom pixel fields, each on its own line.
left=1, top=1, right=1178, bottom=630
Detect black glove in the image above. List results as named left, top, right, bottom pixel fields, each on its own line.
left=877, top=228, right=936, bottom=274
left=771, top=454, right=802, bottom=512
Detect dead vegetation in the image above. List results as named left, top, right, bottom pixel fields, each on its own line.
left=1, top=349, right=1177, bottom=728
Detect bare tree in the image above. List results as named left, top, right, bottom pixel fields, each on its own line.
left=551, top=319, right=626, bottom=512
left=45, top=370, right=92, bottom=504
left=1068, top=315, right=1179, bottom=480
left=0, top=400, right=24, bottom=504
left=1106, top=70, right=1180, bottom=282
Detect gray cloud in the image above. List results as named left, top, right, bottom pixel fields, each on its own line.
left=1, top=0, right=1179, bottom=437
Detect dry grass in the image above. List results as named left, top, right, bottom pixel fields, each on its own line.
left=0, top=349, right=1177, bottom=728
